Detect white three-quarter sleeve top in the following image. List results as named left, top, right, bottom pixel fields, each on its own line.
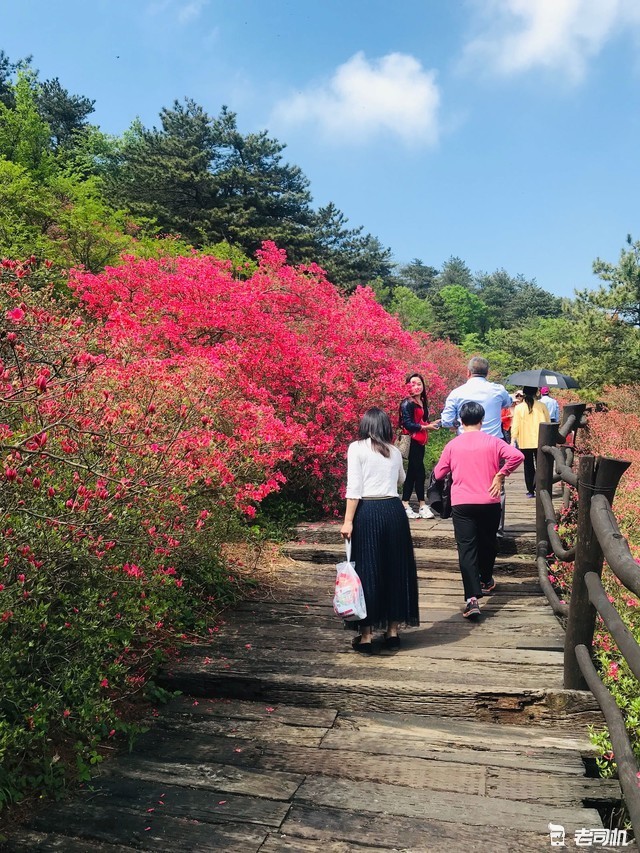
left=345, top=439, right=406, bottom=499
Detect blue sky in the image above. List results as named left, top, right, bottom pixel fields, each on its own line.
left=3, top=0, right=640, bottom=297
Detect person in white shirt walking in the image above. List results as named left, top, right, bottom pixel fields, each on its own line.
left=340, top=408, right=419, bottom=653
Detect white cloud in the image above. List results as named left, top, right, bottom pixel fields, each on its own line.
left=177, top=0, right=209, bottom=25
left=271, top=52, right=441, bottom=147
left=463, top=0, right=640, bottom=82
left=145, top=0, right=209, bottom=25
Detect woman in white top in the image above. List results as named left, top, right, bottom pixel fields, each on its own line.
left=340, top=408, right=419, bottom=654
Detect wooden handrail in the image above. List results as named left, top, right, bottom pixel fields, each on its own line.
left=538, top=488, right=575, bottom=561
left=536, top=542, right=569, bottom=616
left=584, top=571, right=640, bottom=682
left=590, top=494, right=640, bottom=597
left=542, top=446, right=578, bottom=486
left=534, top=413, right=640, bottom=838
left=576, top=645, right=640, bottom=835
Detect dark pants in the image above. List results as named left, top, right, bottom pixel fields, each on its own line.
left=522, top=448, right=537, bottom=493
left=452, top=504, right=502, bottom=600
left=402, top=439, right=425, bottom=503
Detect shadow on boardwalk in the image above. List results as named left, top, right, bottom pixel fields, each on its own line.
left=4, top=472, right=629, bottom=852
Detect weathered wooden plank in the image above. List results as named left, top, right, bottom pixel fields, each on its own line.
left=256, top=743, right=486, bottom=796
left=107, top=755, right=304, bottom=800
left=171, top=650, right=564, bottom=690
left=157, top=714, right=328, bottom=747
left=163, top=695, right=337, bottom=728
left=131, top=729, right=266, bottom=766
left=293, top=776, right=602, bottom=833
left=279, top=803, right=557, bottom=853
left=259, top=834, right=392, bottom=853
left=321, top=731, right=588, bottom=775
left=185, top=638, right=563, bottom=668
left=2, top=834, right=137, bottom=852
left=174, top=644, right=565, bottom=678
left=159, top=666, right=601, bottom=726
left=486, top=766, right=621, bottom=806
left=81, top=776, right=290, bottom=826
left=331, top=710, right=597, bottom=753
left=260, top=835, right=392, bottom=853
left=26, top=803, right=268, bottom=852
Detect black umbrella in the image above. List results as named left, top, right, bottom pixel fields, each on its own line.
left=503, top=369, right=580, bottom=390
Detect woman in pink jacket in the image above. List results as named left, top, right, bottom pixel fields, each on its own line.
left=433, top=401, right=524, bottom=619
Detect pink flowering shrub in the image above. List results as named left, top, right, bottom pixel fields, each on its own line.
left=0, top=249, right=465, bottom=805
left=70, top=243, right=464, bottom=512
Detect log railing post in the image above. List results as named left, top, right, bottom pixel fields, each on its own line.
left=560, top=403, right=587, bottom=444
left=564, top=455, right=630, bottom=689
left=564, top=456, right=598, bottom=690
left=536, top=422, right=559, bottom=547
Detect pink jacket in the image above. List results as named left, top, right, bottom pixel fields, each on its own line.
left=433, top=431, right=524, bottom=505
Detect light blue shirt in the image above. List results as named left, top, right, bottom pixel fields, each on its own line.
left=540, top=394, right=560, bottom=423
left=440, top=376, right=512, bottom=437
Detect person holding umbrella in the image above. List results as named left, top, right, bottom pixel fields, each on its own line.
left=510, top=386, right=551, bottom=497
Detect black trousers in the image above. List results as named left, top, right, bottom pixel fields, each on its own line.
left=521, top=448, right=537, bottom=493
left=402, top=439, right=425, bottom=503
left=452, top=503, right=502, bottom=600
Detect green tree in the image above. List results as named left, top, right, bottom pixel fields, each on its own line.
left=207, top=106, right=313, bottom=258
left=393, top=258, right=439, bottom=298
left=389, top=285, right=434, bottom=331
left=0, top=73, right=53, bottom=180
left=0, top=159, right=56, bottom=259
left=108, top=101, right=219, bottom=244
left=36, top=77, right=95, bottom=148
left=429, top=284, right=488, bottom=343
left=437, top=256, right=473, bottom=290
left=110, top=102, right=315, bottom=257
left=475, top=269, right=561, bottom=328
left=309, top=202, right=393, bottom=291
left=0, top=50, right=31, bottom=108
left=581, top=234, right=640, bottom=327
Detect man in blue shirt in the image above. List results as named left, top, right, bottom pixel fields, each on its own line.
left=440, top=356, right=512, bottom=437
left=440, top=355, right=512, bottom=538
left=539, top=386, right=560, bottom=423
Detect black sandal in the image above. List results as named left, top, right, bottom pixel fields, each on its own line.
left=384, top=634, right=401, bottom=650
left=352, top=636, right=375, bottom=654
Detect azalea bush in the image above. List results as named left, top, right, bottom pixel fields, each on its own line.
left=71, top=243, right=464, bottom=513
left=0, top=248, right=465, bottom=807
left=0, top=259, right=269, bottom=806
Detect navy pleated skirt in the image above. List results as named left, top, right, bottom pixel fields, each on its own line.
left=347, top=497, right=420, bottom=632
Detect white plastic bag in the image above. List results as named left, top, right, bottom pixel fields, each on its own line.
left=333, top=540, right=367, bottom=622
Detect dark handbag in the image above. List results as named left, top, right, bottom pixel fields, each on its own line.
left=427, top=471, right=452, bottom=519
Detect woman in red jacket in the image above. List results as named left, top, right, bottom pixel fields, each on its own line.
left=399, top=373, right=440, bottom=519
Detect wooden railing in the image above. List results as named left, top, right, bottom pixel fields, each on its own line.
left=535, top=405, right=640, bottom=834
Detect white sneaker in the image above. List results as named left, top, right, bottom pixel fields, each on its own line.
left=418, top=505, right=435, bottom=519
left=405, top=507, right=419, bottom=519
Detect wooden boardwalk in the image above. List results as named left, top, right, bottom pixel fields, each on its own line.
left=5, top=472, right=630, bottom=852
